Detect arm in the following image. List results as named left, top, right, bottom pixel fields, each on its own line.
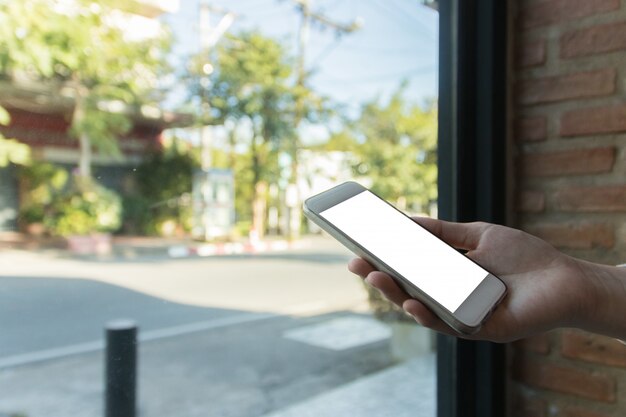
left=348, top=217, right=626, bottom=342
left=576, top=261, right=626, bottom=340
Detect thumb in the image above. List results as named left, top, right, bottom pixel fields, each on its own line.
left=411, top=217, right=488, bottom=251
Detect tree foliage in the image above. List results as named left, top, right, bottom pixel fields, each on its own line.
left=0, top=105, right=30, bottom=167
left=0, top=0, right=171, bottom=176
left=325, top=85, right=438, bottom=213
left=18, top=163, right=122, bottom=236
left=131, top=138, right=198, bottom=235
left=185, top=31, right=333, bottom=232
left=190, top=31, right=296, bottom=162
left=186, top=32, right=290, bottom=231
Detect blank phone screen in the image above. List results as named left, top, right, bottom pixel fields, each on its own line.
left=319, top=190, right=488, bottom=312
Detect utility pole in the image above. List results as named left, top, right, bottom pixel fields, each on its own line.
left=199, top=3, right=235, bottom=172
left=286, top=0, right=360, bottom=240
left=421, top=0, right=439, bottom=11
left=196, top=3, right=236, bottom=241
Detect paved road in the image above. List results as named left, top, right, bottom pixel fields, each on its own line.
left=0, top=237, right=367, bottom=360
left=0, top=311, right=395, bottom=417
left=0, top=237, right=399, bottom=417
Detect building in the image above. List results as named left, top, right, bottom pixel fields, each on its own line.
left=0, top=0, right=190, bottom=232
left=435, top=1, right=626, bottom=416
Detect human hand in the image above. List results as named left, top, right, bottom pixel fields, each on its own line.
left=348, top=217, right=592, bottom=343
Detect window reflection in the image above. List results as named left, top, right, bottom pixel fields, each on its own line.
left=0, top=1, right=438, bottom=416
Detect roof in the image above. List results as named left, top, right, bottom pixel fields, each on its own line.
left=0, top=78, right=193, bottom=130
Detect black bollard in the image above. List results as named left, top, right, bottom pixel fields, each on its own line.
left=105, top=320, right=138, bottom=417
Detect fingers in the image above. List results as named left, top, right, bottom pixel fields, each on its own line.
left=347, top=258, right=375, bottom=277
left=402, top=299, right=438, bottom=326
left=349, top=259, right=411, bottom=307
left=348, top=257, right=470, bottom=339
left=411, top=217, right=489, bottom=251
left=365, top=271, right=411, bottom=307
left=402, top=299, right=463, bottom=337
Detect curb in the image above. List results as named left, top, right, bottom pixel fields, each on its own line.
left=0, top=236, right=317, bottom=261
left=167, top=239, right=305, bottom=258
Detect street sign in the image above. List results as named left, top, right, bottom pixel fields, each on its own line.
left=192, top=168, right=234, bottom=241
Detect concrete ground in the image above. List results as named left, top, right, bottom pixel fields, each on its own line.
left=1, top=312, right=404, bottom=417
left=0, top=235, right=436, bottom=417
left=261, top=354, right=435, bottom=417
left=1, top=314, right=435, bottom=417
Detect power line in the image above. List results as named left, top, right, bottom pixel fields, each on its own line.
left=309, top=39, right=342, bottom=67
left=241, top=7, right=290, bottom=19
left=369, top=0, right=435, bottom=41
left=233, top=0, right=274, bottom=6
left=392, top=0, right=436, bottom=27
left=394, top=0, right=439, bottom=39
left=231, top=0, right=290, bottom=19
left=315, top=64, right=436, bottom=84
left=313, top=0, right=347, bottom=14
left=315, top=42, right=434, bottom=56
left=284, top=0, right=361, bottom=239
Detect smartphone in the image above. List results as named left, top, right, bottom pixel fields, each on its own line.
left=303, top=181, right=507, bottom=335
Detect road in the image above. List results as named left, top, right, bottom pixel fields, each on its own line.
left=0, top=236, right=397, bottom=417
left=0, top=237, right=368, bottom=358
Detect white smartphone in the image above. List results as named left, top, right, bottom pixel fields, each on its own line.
left=303, top=181, right=507, bottom=335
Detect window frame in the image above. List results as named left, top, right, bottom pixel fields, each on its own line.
left=436, top=1, right=509, bottom=416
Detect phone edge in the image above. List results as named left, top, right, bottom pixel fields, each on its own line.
left=303, top=183, right=487, bottom=335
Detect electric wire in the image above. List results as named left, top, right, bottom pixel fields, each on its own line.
left=315, top=64, right=435, bottom=84
left=369, top=0, right=435, bottom=41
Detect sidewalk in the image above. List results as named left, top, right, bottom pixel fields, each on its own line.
left=0, top=233, right=436, bottom=417
left=261, top=354, right=435, bottom=417
left=0, top=311, right=437, bottom=417
left=0, top=231, right=315, bottom=261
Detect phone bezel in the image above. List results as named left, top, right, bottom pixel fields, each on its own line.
left=303, top=181, right=507, bottom=335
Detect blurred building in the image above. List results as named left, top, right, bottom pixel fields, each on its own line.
left=297, top=149, right=363, bottom=199
left=0, top=0, right=191, bottom=232
left=295, top=149, right=366, bottom=234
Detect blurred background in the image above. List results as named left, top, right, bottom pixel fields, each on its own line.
left=0, top=1, right=439, bottom=416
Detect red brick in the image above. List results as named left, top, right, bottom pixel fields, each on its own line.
left=513, top=358, right=616, bottom=402
left=513, top=332, right=551, bottom=354
left=517, top=39, right=547, bottom=67
left=562, top=21, right=626, bottom=58
left=519, top=190, right=546, bottom=213
left=554, top=185, right=626, bottom=212
left=517, top=69, right=616, bottom=105
left=528, top=223, right=614, bottom=249
left=519, top=0, right=619, bottom=29
left=521, top=147, right=615, bottom=177
left=561, top=104, right=626, bottom=137
left=516, top=116, right=547, bottom=142
left=562, top=330, right=626, bottom=367
left=513, top=391, right=547, bottom=417
left=558, top=406, right=613, bottom=417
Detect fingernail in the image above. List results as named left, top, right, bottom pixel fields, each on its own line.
left=404, top=308, right=422, bottom=325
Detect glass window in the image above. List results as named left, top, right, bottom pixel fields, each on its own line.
left=0, top=1, right=439, bottom=416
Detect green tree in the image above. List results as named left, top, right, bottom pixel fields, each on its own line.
left=0, top=106, right=30, bottom=167
left=18, top=162, right=123, bottom=236
left=0, top=0, right=170, bottom=177
left=132, top=137, right=198, bottom=235
left=187, top=31, right=332, bottom=237
left=326, top=85, right=438, bottom=213
left=186, top=31, right=299, bottom=236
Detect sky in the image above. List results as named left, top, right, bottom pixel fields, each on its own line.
left=163, top=0, right=439, bottom=111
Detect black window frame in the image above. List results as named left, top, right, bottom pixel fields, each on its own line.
left=437, top=1, right=509, bottom=416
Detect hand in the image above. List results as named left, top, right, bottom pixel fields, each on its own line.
left=348, top=217, right=593, bottom=343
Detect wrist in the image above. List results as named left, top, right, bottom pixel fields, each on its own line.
left=574, top=259, right=626, bottom=339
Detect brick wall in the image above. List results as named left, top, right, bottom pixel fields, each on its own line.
left=511, top=0, right=626, bottom=416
